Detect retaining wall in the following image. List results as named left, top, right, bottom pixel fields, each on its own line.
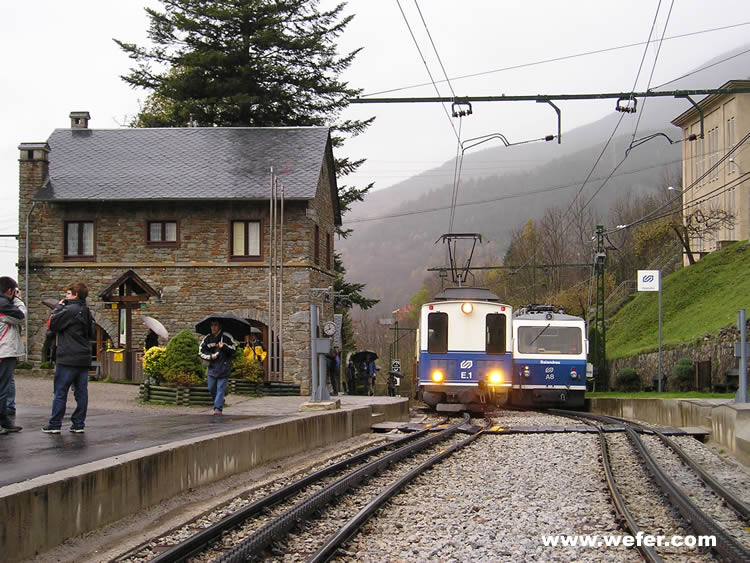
left=589, top=398, right=750, bottom=466
left=0, top=401, right=409, bottom=562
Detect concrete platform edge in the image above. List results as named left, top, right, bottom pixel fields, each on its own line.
left=0, top=400, right=408, bottom=562
left=589, top=398, right=750, bottom=465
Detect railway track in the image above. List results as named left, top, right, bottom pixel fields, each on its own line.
left=552, top=409, right=750, bottom=562
left=117, top=414, right=488, bottom=562
left=115, top=408, right=749, bottom=561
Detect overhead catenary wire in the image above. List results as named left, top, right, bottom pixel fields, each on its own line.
left=629, top=0, right=674, bottom=147
left=505, top=1, right=667, bottom=283
left=606, top=132, right=750, bottom=234
left=562, top=0, right=665, bottom=228
left=360, top=21, right=750, bottom=98
left=651, top=45, right=750, bottom=90
left=410, top=0, right=465, bottom=234
left=580, top=0, right=674, bottom=217
left=342, top=155, right=686, bottom=225
left=394, top=0, right=460, bottom=142
left=401, top=0, right=467, bottom=243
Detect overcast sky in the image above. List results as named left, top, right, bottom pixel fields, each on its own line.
left=2, top=0, right=750, bottom=279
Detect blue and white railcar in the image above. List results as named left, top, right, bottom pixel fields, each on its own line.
left=417, top=287, right=513, bottom=412
left=511, top=306, right=587, bottom=408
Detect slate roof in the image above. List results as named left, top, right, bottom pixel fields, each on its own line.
left=35, top=126, right=333, bottom=202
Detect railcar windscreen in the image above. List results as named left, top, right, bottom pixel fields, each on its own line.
left=427, top=312, right=448, bottom=354
left=485, top=313, right=507, bottom=354
left=518, top=326, right=582, bottom=354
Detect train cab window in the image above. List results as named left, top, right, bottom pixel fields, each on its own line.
left=485, top=313, right=507, bottom=354
left=518, top=326, right=582, bottom=354
left=427, top=312, right=448, bottom=354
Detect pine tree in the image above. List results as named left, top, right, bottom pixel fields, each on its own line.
left=116, top=0, right=375, bottom=290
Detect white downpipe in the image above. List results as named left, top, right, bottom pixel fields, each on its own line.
left=268, top=169, right=274, bottom=379
left=23, top=201, right=36, bottom=361
left=278, top=181, right=284, bottom=381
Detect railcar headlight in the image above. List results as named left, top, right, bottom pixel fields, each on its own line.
left=461, top=302, right=473, bottom=314
left=523, top=365, right=530, bottom=378
left=431, top=370, right=444, bottom=383
left=488, top=370, right=503, bottom=384
left=570, top=367, right=579, bottom=379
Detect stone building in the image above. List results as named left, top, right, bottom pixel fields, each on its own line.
left=671, top=79, right=750, bottom=263
left=17, top=112, right=340, bottom=393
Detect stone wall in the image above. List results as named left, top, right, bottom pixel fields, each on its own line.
left=17, top=154, right=338, bottom=394
left=609, top=323, right=748, bottom=390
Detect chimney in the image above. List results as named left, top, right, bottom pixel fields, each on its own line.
left=18, top=141, right=50, bottom=265
left=18, top=142, right=50, bottom=164
left=69, top=111, right=90, bottom=129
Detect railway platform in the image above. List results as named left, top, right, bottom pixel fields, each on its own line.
left=0, top=374, right=409, bottom=562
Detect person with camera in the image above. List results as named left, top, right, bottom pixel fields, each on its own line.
left=42, top=281, right=95, bottom=434
left=0, top=276, right=25, bottom=434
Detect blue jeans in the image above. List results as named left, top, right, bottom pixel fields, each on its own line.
left=7, top=375, right=15, bottom=410
left=48, top=364, right=89, bottom=429
left=0, top=357, right=16, bottom=423
left=207, top=375, right=228, bottom=411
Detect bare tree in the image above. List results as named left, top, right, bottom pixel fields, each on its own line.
left=674, top=205, right=736, bottom=265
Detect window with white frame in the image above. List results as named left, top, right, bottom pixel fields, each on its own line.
left=708, top=127, right=719, bottom=181
left=694, top=136, right=704, bottom=182
left=727, top=117, right=736, bottom=174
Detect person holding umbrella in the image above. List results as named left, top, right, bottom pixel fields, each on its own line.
left=198, top=319, right=237, bottom=415
left=142, top=316, right=168, bottom=350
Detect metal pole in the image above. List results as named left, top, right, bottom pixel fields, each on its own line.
left=268, top=176, right=278, bottom=379
left=268, top=169, right=274, bottom=380
left=311, top=304, right=319, bottom=401
left=658, top=278, right=663, bottom=393
left=279, top=181, right=284, bottom=382
left=24, top=202, right=36, bottom=361
left=739, top=309, right=747, bottom=403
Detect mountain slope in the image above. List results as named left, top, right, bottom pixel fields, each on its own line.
left=341, top=44, right=750, bottom=314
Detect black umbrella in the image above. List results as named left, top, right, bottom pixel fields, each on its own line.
left=195, top=313, right=252, bottom=339
left=351, top=349, right=378, bottom=364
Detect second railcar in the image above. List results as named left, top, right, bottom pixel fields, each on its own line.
left=511, top=305, right=588, bottom=408
left=417, top=287, right=513, bottom=412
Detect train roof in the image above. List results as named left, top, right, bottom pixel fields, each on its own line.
left=432, top=287, right=501, bottom=302
left=514, top=311, right=584, bottom=322
left=514, top=303, right=583, bottom=321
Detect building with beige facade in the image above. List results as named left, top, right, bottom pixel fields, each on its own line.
left=671, top=79, right=750, bottom=263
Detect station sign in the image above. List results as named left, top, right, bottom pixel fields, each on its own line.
left=637, top=270, right=660, bottom=292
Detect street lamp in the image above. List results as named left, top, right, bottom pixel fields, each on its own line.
left=729, top=157, right=744, bottom=175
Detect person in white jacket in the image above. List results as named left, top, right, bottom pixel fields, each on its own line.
left=0, top=276, right=25, bottom=434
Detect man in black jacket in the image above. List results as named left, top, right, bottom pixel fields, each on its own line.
left=42, top=281, right=95, bottom=434
left=199, top=320, right=236, bottom=415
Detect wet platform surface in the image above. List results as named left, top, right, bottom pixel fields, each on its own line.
left=0, top=405, right=284, bottom=487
